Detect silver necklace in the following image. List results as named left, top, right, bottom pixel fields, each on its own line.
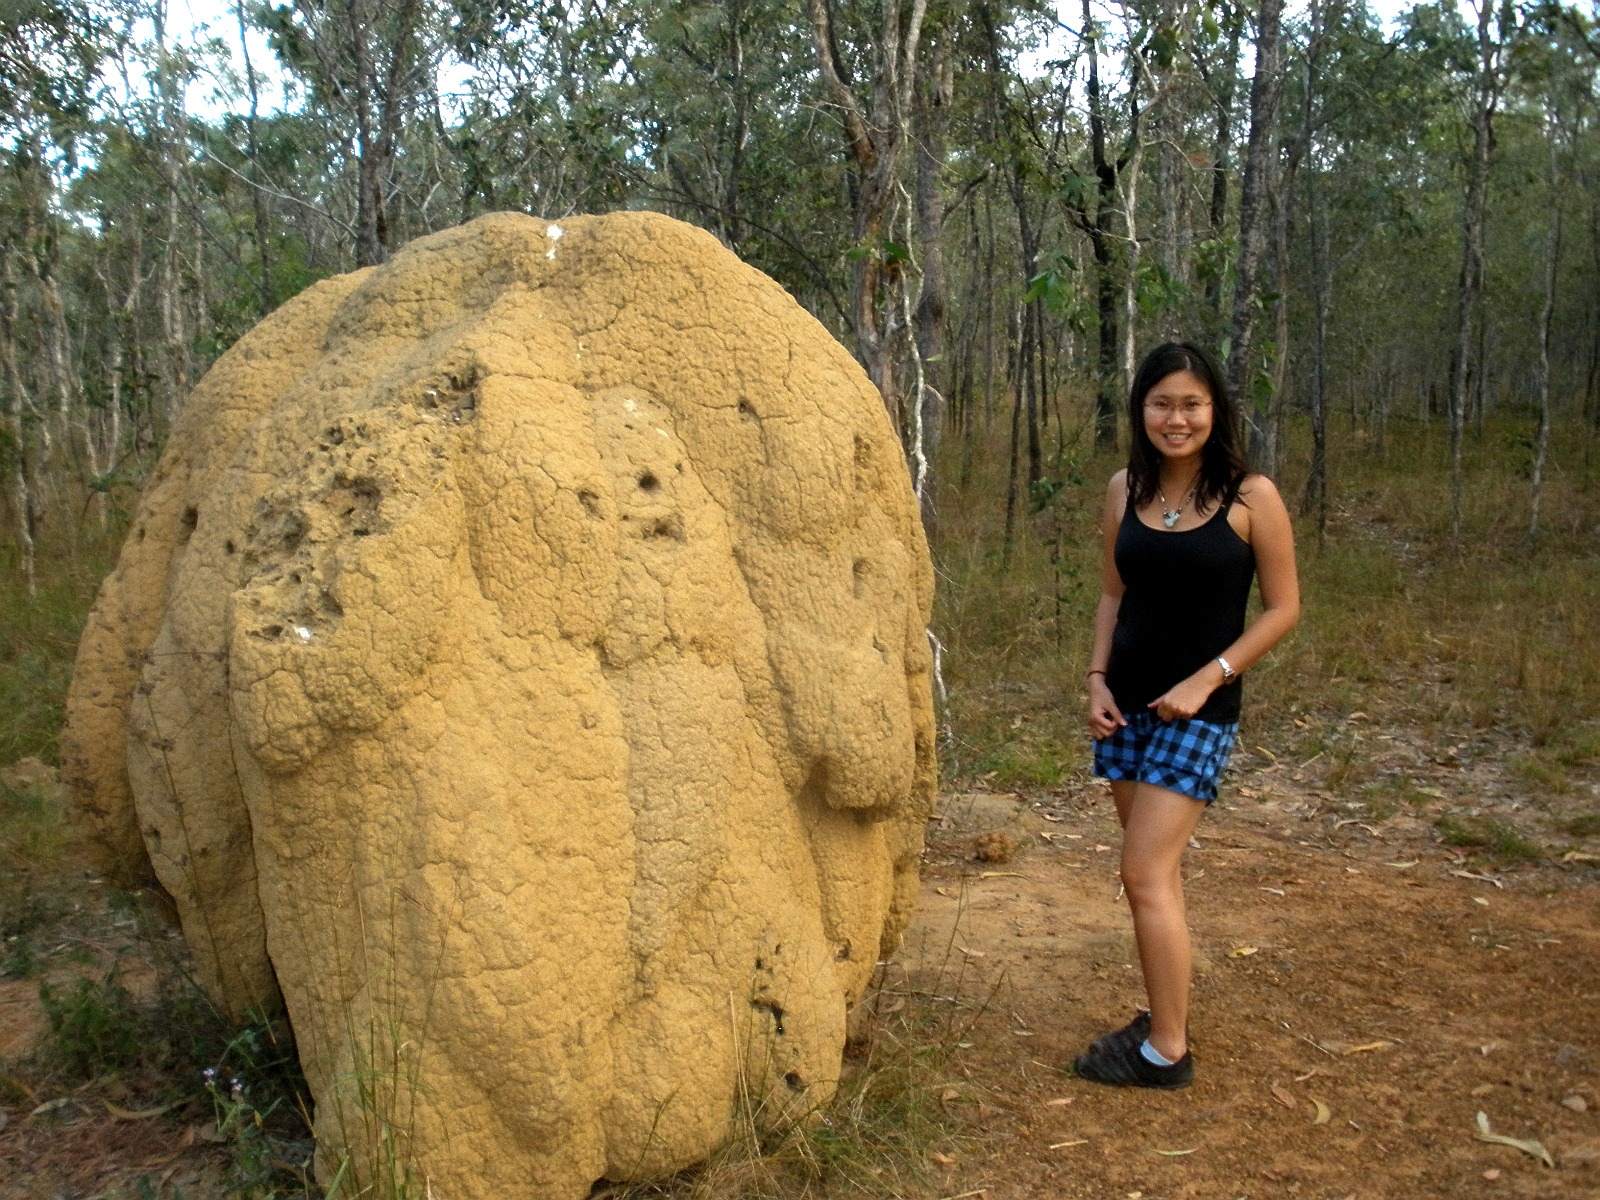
left=1157, top=477, right=1199, bottom=528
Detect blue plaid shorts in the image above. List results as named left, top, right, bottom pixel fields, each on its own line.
left=1092, top=711, right=1239, bottom=804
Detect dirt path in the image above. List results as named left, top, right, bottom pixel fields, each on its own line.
left=900, top=775, right=1600, bottom=1200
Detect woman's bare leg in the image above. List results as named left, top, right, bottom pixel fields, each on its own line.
left=1118, top=782, right=1207, bottom=1061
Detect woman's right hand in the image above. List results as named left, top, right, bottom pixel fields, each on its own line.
left=1087, top=676, right=1127, bottom=740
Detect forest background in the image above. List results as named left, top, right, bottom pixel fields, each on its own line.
left=1, top=0, right=1598, bottom=794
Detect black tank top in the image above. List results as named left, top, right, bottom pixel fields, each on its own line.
left=1106, top=495, right=1256, bottom=724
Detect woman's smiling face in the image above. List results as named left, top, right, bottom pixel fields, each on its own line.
left=1142, top=369, right=1214, bottom=464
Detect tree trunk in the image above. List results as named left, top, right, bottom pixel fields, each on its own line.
left=1227, top=0, right=1283, bottom=461
left=806, top=0, right=928, bottom=414
left=1448, top=0, right=1500, bottom=550
left=912, top=37, right=952, bottom=528
left=236, top=0, right=275, bottom=313
left=1301, top=170, right=1331, bottom=537
left=1083, top=0, right=1121, bottom=449
left=1529, top=125, right=1561, bottom=544
left=0, top=250, right=39, bottom=596
left=1202, top=0, right=1244, bottom=317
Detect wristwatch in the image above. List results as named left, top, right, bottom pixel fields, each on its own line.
left=1216, top=655, right=1236, bottom=681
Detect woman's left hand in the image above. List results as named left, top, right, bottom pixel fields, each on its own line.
left=1148, top=672, right=1215, bottom=722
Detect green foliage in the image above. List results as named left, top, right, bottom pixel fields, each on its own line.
left=1559, top=813, right=1600, bottom=839
left=37, top=972, right=143, bottom=1078
left=0, top=777, right=68, bottom=978
left=1435, top=814, right=1544, bottom=864
left=0, top=547, right=109, bottom=764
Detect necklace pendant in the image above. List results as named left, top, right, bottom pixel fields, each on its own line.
left=1162, top=509, right=1180, bottom=529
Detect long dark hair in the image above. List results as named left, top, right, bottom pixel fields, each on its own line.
left=1125, top=342, right=1252, bottom=512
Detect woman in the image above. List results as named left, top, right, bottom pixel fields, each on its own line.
left=1078, top=342, right=1299, bottom=1089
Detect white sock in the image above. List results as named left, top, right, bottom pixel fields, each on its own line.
left=1140, top=1038, right=1177, bottom=1067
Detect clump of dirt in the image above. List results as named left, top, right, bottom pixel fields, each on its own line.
left=975, top=832, right=1020, bottom=863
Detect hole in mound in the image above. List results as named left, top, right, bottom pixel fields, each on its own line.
left=646, top=516, right=683, bottom=541
left=854, top=433, right=872, bottom=470
left=750, top=1000, right=785, bottom=1035
left=852, top=558, right=871, bottom=598
left=577, top=490, right=602, bottom=517
left=637, top=471, right=659, bottom=491
left=178, top=506, right=199, bottom=544
left=737, top=399, right=758, bottom=420
left=784, top=1072, right=805, bottom=1092
left=835, top=939, right=852, bottom=961
left=252, top=625, right=283, bottom=640
left=224, top=540, right=235, bottom=555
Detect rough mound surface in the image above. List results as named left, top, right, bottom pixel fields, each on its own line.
left=62, top=212, right=935, bottom=1196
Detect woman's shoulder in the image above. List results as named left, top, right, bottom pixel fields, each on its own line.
left=1236, top=472, right=1284, bottom=505
left=1107, top=468, right=1130, bottom=496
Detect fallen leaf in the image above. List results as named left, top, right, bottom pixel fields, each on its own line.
left=1294, top=1069, right=1324, bottom=1083
left=1475, top=1111, right=1554, bottom=1168
left=1228, top=946, right=1259, bottom=958
left=940, top=1088, right=960, bottom=1103
left=956, top=946, right=985, bottom=957
left=1343, top=1041, right=1394, bottom=1055
left=1045, top=1097, right=1075, bottom=1107
left=1384, top=861, right=1419, bottom=869
left=28, top=1098, right=71, bottom=1117
left=1312, top=1098, right=1331, bottom=1125
left=1563, top=851, right=1600, bottom=864
left=1049, top=1139, right=1088, bottom=1149
left=1095, top=844, right=1111, bottom=853
left=1271, top=1085, right=1297, bottom=1109
left=978, top=872, right=1028, bottom=880
left=936, top=888, right=951, bottom=897
left=1562, top=1095, right=1588, bottom=1113
left=1347, top=712, right=1368, bottom=721
left=930, top=1151, right=958, bottom=1168
left=1472, top=897, right=1490, bottom=906
left=1452, top=869, right=1505, bottom=888
left=105, top=1100, right=176, bottom=1120
left=1153, top=1148, right=1196, bottom=1156
left=1471, top=1083, right=1494, bottom=1097
left=1260, top=887, right=1286, bottom=896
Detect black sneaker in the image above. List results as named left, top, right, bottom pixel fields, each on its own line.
left=1074, top=1035, right=1194, bottom=1089
left=1086, top=1010, right=1151, bottom=1059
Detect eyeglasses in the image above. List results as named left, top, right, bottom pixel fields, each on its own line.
left=1144, top=400, right=1212, bottom=417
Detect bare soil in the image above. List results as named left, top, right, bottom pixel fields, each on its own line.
left=900, top=755, right=1600, bottom=1200
left=2, top=741, right=1598, bottom=1200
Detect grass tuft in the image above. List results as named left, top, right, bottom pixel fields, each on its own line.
left=1435, top=814, right=1545, bottom=864
left=1558, top=813, right=1600, bottom=839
